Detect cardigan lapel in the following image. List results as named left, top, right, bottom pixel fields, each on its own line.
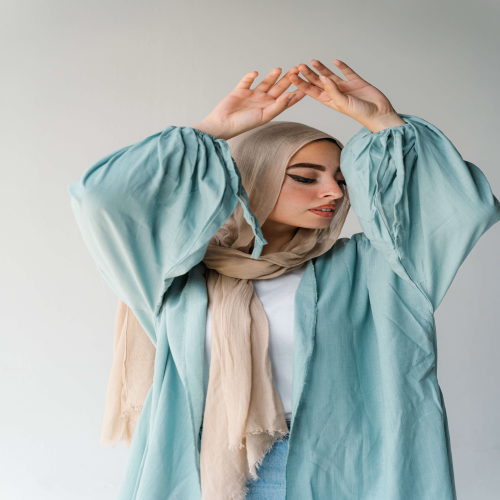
left=163, top=266, right=207, bottom=452
left=183, top=263, right=210, bottom=435
left=290, top=258, right=318, bottom=427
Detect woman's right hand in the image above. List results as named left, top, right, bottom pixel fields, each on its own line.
left=192, top=68, right=306, bottom=140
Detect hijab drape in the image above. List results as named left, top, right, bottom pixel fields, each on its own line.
left=101, top=121, right=351, bottom=499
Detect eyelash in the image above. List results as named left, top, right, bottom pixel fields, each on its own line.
left=287, top=174, right=346, bottom=186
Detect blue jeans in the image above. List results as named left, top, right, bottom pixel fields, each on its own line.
left=199, top=420, right=291, bottom=499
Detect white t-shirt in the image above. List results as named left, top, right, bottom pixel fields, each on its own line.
left=203, top=262, right=308, bottom=420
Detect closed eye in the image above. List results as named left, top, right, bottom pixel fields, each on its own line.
left=287, top=174, right=315, bottom=184
left=287, top=174, right=346, bottom=186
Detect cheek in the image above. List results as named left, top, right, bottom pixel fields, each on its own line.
left=273, top=184, right=316, bottom=213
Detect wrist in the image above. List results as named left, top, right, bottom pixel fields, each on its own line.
left=191, top=118, right=234, bottom=141
left=364, top=112, right=407, bottom=133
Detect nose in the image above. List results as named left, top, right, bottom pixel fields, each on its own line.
left=318, top=178, right=344, bottom=201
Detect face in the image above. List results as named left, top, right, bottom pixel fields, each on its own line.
left=265, top=139, right=345, bottom=231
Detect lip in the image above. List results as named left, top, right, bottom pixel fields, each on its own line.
left=309, top=204, right=336, bottom=218
left=311, top=204, right=336, bottom=210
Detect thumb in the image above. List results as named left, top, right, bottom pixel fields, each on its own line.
left=319, top=76, right=349, bottom=109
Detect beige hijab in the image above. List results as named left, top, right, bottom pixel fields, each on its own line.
left=101, top=121, right=351, bottom=499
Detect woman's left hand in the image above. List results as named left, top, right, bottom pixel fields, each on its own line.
left=289, top=59, right=407, bottom=133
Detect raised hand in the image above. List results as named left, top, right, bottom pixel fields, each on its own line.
left=192, top=68, right=306, bottom=140
left=289, top=60, right=406, bottom=133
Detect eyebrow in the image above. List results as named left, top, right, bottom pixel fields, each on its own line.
left=286, top=163, right=340, bottom=172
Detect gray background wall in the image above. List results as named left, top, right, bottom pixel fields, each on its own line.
left=1, top=1, right=499, bottom=498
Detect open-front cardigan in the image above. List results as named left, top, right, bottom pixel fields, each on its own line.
left=68, top=114, right=500, bottom=500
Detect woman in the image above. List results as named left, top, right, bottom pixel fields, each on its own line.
left=68, top=60, right=500, bottom=500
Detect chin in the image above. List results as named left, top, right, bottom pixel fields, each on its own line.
left=275, top=213, right=333, bottom=230
left=294, top=217, right=333, bottom=230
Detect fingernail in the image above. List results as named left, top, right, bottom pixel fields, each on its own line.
left=319, top=76, right=330, bottom=82
left=288, top=93, right=296, bottom=99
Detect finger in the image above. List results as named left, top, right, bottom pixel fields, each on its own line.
left=253, top=67, right=283, bottom=93
left=331, top=59, right=364, bottom=82
left=290, top=72, right=348, bottom=110
left=274, top=90, right=307, bottom=110
left=262, top=91, right=306, bottom=121
left=234, top=71, right=259, bottom=91
left=303, top=61, right=343, bottom=84
left=288, top=73, right=326, bottom=101
left=286, top=88, right=307, bottom=106
left=318, top=75, right=349, bottom=108
left=267, top=67, right=300, bottom=99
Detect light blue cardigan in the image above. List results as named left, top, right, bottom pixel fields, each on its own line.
left=68, top=114, right=500, bottom=500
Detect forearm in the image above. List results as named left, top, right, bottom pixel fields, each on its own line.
left=365, top=112, right=407, bottom=133
left=191, top=118, right=236, bottom=141
left=193, top=109, right=407, bottom=139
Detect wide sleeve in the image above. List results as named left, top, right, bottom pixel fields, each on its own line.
left=340, top=113, right=500, bottom=312
left=67, top=126, right=266, bottom=317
